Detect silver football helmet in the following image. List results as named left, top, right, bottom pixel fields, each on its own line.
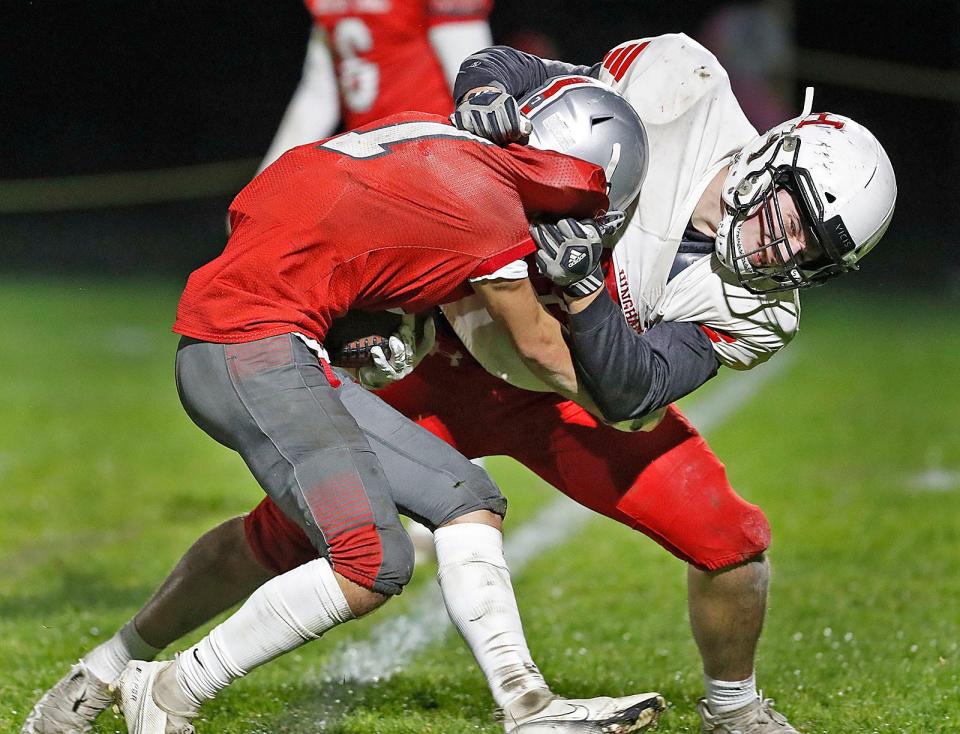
left=715, top=93, right=897, bottom=293
left=520, top=76, right=648, bottom=212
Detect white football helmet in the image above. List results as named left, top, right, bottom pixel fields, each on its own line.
left=520, top=76, right=648, bottom=212
left=715, top=109, right=897, bottom=293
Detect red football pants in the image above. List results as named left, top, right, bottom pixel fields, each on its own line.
left=245, top=327, right=770, bottom=574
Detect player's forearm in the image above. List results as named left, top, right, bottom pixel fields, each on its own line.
left=508, top=307, right=606, bottom=417
left=567, top=291, right=720, bottom=422
left=511, top=308, right=580, bottom=395
left=259, top=29, right=340, bottom=172
left=471, top=277, right=599, bottom=411
left=453, top=45, right=593, bottom=104
left=516, top=330, right=605, bottom=419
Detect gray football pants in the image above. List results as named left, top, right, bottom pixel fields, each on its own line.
left=175, top=333, right=506, bottom=596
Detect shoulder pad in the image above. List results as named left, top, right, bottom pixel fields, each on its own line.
left=597, top=33, right=729, bottom=91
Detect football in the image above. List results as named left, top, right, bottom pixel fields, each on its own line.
left=325, top=310, right=401, bottom=368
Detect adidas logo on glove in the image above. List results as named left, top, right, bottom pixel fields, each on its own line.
left=564, top=247, right=588, bottom=273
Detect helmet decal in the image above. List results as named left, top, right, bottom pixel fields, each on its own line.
left=520, top=77, right=596, bottom=115
left=797, top=113, right=845, bottom=130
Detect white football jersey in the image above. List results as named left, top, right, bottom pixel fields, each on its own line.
left=443, top=33, right=800, bottom=393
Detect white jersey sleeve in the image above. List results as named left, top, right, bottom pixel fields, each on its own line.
left=428, top=20, right=493, bottom=90
left=258, top=26, right=341, bottom=172
left=658, top=255, right=800, bottom=370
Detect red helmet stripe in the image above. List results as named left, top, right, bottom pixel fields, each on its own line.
left=520, top=76, right=595, bottom=114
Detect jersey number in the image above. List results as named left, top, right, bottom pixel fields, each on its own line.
left=319, top=121, right=492, bottom=159
left=333, top=18, right=379, bottom=114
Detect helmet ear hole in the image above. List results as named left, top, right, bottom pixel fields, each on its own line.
left=521, top=76, right=648, bottom=211
left=824, top=191, right=837, bottom=203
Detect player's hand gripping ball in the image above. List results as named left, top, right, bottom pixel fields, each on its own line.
left=325, top=311, right=436, bottom=389
left=358, top=333, right=414, bottom=389
left=325, top=311, right=401, bottom=369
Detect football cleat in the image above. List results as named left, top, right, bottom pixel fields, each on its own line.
left=21, top=661, right=113, bottom=734
left=698, top=695, right=800, bottom=733
left=110, top=661, right=197, bottom=734
left=498, top=691, right=666, bottom=733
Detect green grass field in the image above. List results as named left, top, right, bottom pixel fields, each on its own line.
left=1, top=278, right=958, bottom=733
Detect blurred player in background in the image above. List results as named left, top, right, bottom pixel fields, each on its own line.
left=259, top=0, right=493, bottom=171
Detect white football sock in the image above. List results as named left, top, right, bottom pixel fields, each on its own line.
left=171, top=557, right=353, bottom=707
left=704, top=672, right=757, bottom=714
left=435, top=523, right=548, bottom=710
left=82, top=619, right=161, bottom=683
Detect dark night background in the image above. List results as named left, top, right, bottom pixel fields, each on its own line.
left=1, top=0, right=958, bottom=292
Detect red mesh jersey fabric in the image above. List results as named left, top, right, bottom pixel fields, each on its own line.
left=175, top=112, right=607, bottom=345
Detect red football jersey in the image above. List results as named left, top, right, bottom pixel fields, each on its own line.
left=174, top=113, right=608, bottom=345
left=305, top=0, right=491, bottom=128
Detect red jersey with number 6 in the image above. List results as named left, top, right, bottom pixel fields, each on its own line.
left=307, top=0, right=492, bottom=128
left=173, top=112, right=608, bottom=345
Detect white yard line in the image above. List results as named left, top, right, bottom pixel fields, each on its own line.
left=284, top=354, right=795, bottom=729
left=318, top=496, right=597, bottom=684
left=907, top=466, right=960, bottom=493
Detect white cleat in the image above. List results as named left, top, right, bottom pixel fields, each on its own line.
left=110, top=661, right=197, bottom=734
left=698, top=695, right=800, bottom=733
left=21, top=662, right=113, bottom=734
left=499, top=691, right=666, bottom=733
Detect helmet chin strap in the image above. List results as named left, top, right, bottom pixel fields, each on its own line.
left=715, top=207, right=763, bottom=279
left=714, top=211, right=737, bottom=270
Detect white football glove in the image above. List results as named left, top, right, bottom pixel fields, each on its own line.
left=356, top=314, right=436, bottom=389
left=451, top=88, right=533, bottom=146
left=358, top=333, right=414, bottom=389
